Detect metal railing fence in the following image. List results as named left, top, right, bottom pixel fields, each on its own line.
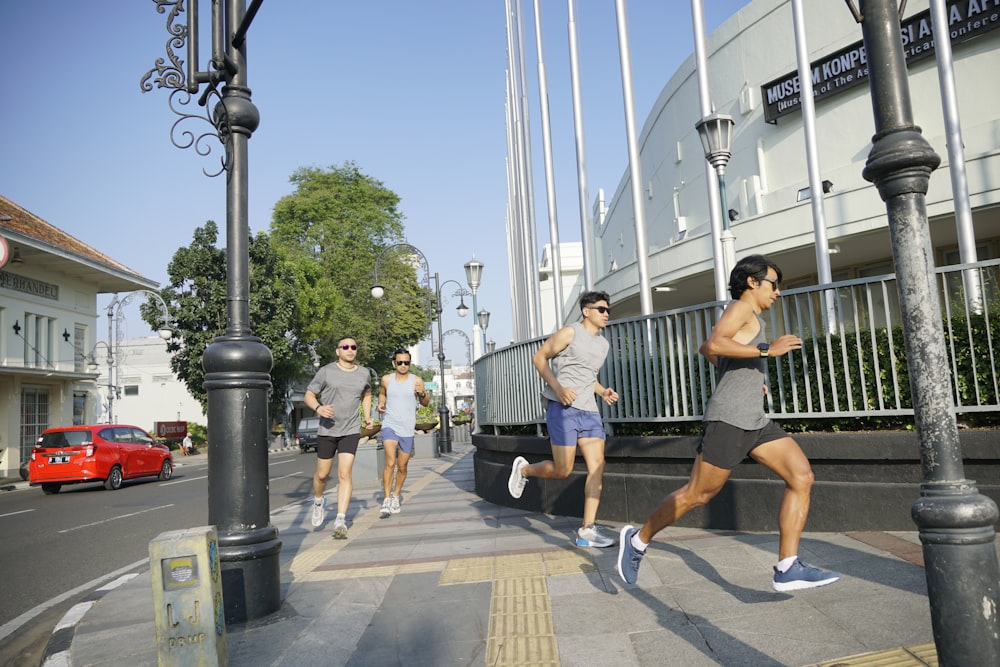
left=474, top=259, right=1000, bottom=429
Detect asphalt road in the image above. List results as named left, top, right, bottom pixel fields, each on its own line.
left=0, top=448, right=316, bottom=665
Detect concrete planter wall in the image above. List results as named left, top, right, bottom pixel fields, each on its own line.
left=472, top=430, right=999, bottom=532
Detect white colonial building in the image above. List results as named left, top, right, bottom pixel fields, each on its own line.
left=1, top=196, right=165, bottom=478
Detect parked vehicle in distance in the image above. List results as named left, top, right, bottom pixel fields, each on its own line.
left=28, top=424, right=174, bottom=494
left=296, top=417, right=319, bottom=453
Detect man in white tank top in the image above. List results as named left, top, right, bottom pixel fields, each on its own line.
left=507, top=290, right=620, bottom=548
left=377, top=348, right=430, bottom=516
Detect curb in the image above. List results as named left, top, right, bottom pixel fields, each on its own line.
left=0, top=480, right=30, bottom=492
left=40, top=573, right=140, bottom=667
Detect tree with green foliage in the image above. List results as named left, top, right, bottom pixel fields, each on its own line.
left=269, top=162, right=433, bottom=370
left=141, top=221, right=303, bottom=422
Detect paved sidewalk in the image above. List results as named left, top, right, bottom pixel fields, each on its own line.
left=55, top=442, right=944, bottom=666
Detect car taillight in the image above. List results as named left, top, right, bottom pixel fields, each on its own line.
left=85, top=445, right=95, bottom=456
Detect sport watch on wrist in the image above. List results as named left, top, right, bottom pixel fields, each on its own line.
left=757, top=342, right=770, bottom=357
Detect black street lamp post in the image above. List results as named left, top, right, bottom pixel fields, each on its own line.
left=371, top=243, right=467, bottom=454
left=849, top=1, right=1000, bottom=663
left=142, top=0, right=281, bottom=625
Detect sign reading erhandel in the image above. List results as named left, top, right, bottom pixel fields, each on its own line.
left=0, top=269, right=59, bottom=300
left=761, top=0, right=1000, bottom=124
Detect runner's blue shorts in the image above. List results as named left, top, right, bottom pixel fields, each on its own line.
left=545, top=401, right=605, bottom=446
left=381, top=427, right=415, bottom=455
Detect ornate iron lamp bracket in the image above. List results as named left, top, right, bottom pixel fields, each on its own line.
left=140, top=0, right=232, bottom=177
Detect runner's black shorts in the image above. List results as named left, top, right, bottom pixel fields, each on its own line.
left=316, top=434, right=361, bottom=460
left=696, top=420, right=788, bottom=469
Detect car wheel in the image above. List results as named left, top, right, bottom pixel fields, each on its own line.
left=158, top=460, right=173, bottom=481
left=41, top=483, right=61, bottom=495
left=104, top=465, right=124, bottom=490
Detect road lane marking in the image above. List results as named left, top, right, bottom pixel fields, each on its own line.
left=162, top=475, right=207, bottom=485
left=58, top=505, right=174, bottom=534
left=269, top=471, right=306, bottom=481
left=0, top=508, right=35, bottom=518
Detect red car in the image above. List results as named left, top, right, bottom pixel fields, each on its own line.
left=28, top=424, right=174, bottom=494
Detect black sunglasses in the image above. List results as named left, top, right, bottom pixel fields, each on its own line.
left=339, top=344, right=357, bottom=350
left=395, top=360, right=411, bottom=366
left=588, top=305, right=611, bottom=315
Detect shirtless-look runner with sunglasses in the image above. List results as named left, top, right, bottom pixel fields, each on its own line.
left=617, top=255, right=841, bottom=591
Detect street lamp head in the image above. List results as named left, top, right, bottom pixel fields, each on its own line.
left=695, top=113, right=735, bottom=171
left=478, top=309, right=490, bottom=331
left=371, top=284, right=385, bottom=299
left=464, top=256, right=484, bottom=293
left=487, top=340, right=496, bottom=354
left=158, top=327, right=173, bottom=341
left=456, top=295, right=469, bottom=318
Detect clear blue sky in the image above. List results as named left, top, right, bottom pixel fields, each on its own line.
left=0, top=1, right=748, bottom=363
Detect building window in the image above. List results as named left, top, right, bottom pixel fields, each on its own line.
left=124, top=385, right=139, bottom=397
left=73, top=325, right=87, bottom=373
left=73, top=392, right=87, bottom=425
left=20, top=387, right=50, bottom=463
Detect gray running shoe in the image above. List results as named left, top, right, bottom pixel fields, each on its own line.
left=310, top=497, right=326, bottom=528
left=508, top=456, right=528, bottom=499
left=576, top=524, right=615, bottom=548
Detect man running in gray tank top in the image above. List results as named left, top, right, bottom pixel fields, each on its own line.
left=507, top=290, right=620, bottom=548
left=617, top=255, right=841, bottom=591
left=377, top=347, right=430, bottom=516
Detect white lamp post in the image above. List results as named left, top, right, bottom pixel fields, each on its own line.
left=464, top=257, right=485, bottom=356
left=696, top=112, right=737, bottom=280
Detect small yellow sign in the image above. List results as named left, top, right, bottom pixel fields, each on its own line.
left=161, top=555, right=199, bottom=590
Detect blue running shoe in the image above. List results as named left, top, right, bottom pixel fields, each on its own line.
left=617, top=525, right=645, bottom=585
left=772, top=559, right=841, bottom=591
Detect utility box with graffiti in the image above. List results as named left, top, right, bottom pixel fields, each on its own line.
left=149, top=526, right=227, bottom=666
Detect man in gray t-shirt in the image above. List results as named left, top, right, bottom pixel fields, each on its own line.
left=303, top=336, right=373, bottom=539
left=617, top=255, right=840, bottom=593
left=507, top=290, right=619, bottom=549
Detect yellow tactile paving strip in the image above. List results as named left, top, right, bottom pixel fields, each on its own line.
left=486, top=553, right=561, bottom=667
left=806, top=642, right=938, bottom=666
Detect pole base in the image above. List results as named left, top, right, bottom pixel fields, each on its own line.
left=219, top=527, right=282, bottom=625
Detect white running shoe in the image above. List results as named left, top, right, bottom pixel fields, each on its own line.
left=332, top=517, right=348, bottom=539
left=508, top=456, right=528, bottom=499
left=390, top=496, right=401, bottom=514
left=576, top=524, right=615, bottom=548
left=380, top=497, right=392, bottom=517
left=310, top=497, right=326, bottom=528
